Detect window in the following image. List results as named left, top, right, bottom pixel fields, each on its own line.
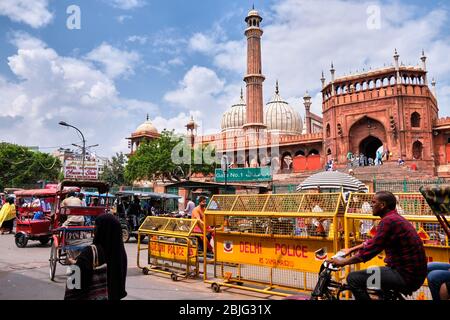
left=326, top=124, right=331, bottom=138
left=411, top=112, right=421, bottom=128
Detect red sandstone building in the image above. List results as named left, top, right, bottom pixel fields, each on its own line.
left=128, top=8, right=450, bottom=182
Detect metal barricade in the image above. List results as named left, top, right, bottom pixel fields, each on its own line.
left=345, top=192, right=450, bottom=300
left=203, top=193, right=346, bottom=296
left=137, top=216, right=200, bottom=281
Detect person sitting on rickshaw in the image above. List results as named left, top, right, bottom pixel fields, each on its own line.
left=192, top=196, right=213, bottom=253
left=61, top=192, right=84, bottom=226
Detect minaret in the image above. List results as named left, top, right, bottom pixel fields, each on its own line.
left=394, top=49, right=401, bottom=84
left=420, top=49, right=428, bottom=85
left=431, top=78, right=437, bottom=99
left=243, top=7, right=266, bottom=131
left=320, top=71, right=326, bottom=89
left=303, top=91, right=312, bottom=134
left=330, top=63, right=336, bottom=96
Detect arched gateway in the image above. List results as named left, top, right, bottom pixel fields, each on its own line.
left=349, top=116, right=387, bottom=160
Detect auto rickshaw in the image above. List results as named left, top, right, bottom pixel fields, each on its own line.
left=49, top=180, right=110, bottom=281
left=113, top=191, right=181, bottom=242
left=13, top=187, right=77, bottom=248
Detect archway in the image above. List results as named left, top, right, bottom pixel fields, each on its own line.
left=359, top=135, right=383, bottom=160
left=413, top=141, right=423, bottom=160
left=349, top=116, right=387, bottom=158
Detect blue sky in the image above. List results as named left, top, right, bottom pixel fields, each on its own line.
left=0, top=0, right=449, bottom=157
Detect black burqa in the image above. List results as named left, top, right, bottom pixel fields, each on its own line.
left=75, top=214, right=128, bottom=300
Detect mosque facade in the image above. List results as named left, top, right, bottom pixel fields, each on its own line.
left=128, top=8, right=450, bottom=180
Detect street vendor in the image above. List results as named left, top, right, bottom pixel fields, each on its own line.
left=192, top=196, right=213, bottom=253
left=0, top=197, right=16, bottom=234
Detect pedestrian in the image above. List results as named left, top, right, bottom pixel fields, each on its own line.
left=0, top=197, right=16, bottom=234
left=347, top=151, right=353, bottom=168
left=65, top=214, right=127, bottom=300
left=127, top=196, right=142, bottom=229
left=184, top=197, right=196, bottom=218
left=359, top=153, right=365, bottom=167
left=376, top=150, right=383, bottom=165
left=192, top=196, right=213, bottom=253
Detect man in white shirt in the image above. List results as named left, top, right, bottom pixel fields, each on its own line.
left=61, top=192, right=84, bottom=226
left=184, top=198, right=195, bottom=218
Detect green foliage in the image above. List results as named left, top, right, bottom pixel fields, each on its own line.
left=125, top=130, right=218, bottom=183
left=100, top=152, right=128, bottom=186
left=0, top=142, right=61, bottom=190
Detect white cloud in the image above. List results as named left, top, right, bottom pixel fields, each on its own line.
left=116, top=15, right=132, bottom=23
left=0, top=0, right=53, bottom=28
left=85, top=43, right=141, bottom=79
left=127, top=35, right=148, bottom=45
left=0, top=33, right=156, bottom=156
left=167, top=57, right=184, bottom=66
left=105, top=0, right=146, bottom=10
left=189, top=0, right=450, bottom=117
left=163, top=66, right=245, bottom=134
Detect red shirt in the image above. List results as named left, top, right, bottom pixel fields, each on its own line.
left=355, top=210, right=427, bottom=292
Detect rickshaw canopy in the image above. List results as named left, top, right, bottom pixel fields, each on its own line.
left=14, top=187, right=80, bottom=198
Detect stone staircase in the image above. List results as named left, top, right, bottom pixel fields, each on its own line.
left=272, top=162, right=437, bottom=188
left=340, top=161, right=436, bottom=182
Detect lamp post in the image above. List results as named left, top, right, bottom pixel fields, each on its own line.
left=59, top=121, right=86, bottom=178
left=221, top=155, right=229, bottom=192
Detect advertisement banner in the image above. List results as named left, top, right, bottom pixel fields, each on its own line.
left=64, top=160, right=98, bottom=180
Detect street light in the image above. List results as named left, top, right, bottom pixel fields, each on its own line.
left=59, top=121, right=86, bottom=178
left=221, top=155, right=229, bottom=192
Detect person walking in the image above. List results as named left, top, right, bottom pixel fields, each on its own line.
left=0, top=197, right=16, bottom=234
left=66, top=214, right=127, bottom=300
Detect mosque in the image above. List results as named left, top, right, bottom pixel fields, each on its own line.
left=127, top=8, right=450, bottom=184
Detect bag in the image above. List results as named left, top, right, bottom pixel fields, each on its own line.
left=64, top=245, right=108, bottom=300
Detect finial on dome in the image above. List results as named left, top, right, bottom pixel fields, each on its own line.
left=146, top=114, right=149, bottom=121
left=240, top=87, right=243, bottom=100
left=275, top=80, right=279, bottom=94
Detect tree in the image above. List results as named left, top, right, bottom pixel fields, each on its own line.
left=0, top=142, right=61, bottom=190
left=125, top=130, right=218, bottom=183
left=100, top=152, right=128, bottom=186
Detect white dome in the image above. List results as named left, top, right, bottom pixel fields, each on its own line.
left=264, top=83, right=302, bottom=135
left=134, top=117, right=158, bottom=135
left=221, top=91, right=246, bottom=132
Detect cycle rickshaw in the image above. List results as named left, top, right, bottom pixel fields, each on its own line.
left=14, top=187, right=77, bottom=248
left=49, top=180, right=110, bottom=281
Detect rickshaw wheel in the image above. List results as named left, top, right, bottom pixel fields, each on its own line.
left=142, top=267, right=150, bottom=275
left=15, top=234, right=28, bottom=248
left=211, top=283, right=221, bottom=293
left=121, top=226, right=130, bottom=243
left=170, top=273, right=178, bottom=281
left=49, top=243, right=58, bottom=281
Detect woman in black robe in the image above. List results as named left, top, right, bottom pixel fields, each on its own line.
left=68, top=213, right=128, bottom=300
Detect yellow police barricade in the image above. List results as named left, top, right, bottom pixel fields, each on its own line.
left=345, top=192, right=450, bottom=300
left=203, top=193, right=346, bottom=297
left=137, top=216, right=200, bottom=281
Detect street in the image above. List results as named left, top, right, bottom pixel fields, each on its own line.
left=0, top=234, right=283, bottom=300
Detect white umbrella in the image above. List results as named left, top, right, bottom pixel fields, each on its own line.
left=296, top=171, right=368, bottom=192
